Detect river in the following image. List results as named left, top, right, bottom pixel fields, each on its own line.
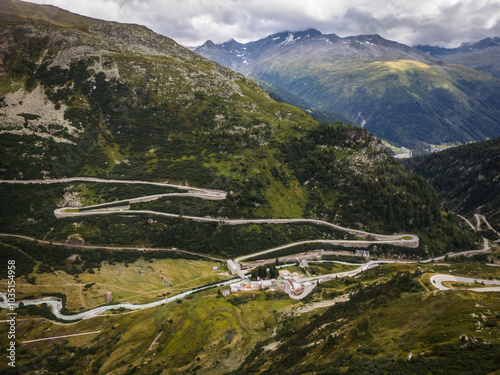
left=0, top=278, right=240, bottom=321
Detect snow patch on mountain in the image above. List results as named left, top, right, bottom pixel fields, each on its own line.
left=278, top=33, right=296, bottom=47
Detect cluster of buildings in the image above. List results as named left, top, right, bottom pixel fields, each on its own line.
left=282, top=274, right=315, bottom=294
left=229, top=279, right=286, bottom=293
left=228, top=275, right=316, bottom=296
left=225, top=259, right=317, bottom=298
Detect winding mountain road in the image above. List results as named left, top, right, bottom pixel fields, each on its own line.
left=2, top=177, right=418, bottom=245
left=430, top=274, right=500, bottom=292
left=234, top=238, right=414, bottom=266
left=0, top=177, right=226, bottom=197
left=475, top=214, right=500, bottom=239
left=420, top=238, right=490, bottom=263
left=457, top=214, right=475, bottom=231
left=0, top=233, right=225, bottom=261
left=1, top=177, right=496, bottom=322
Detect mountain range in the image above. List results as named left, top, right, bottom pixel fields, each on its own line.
left=415, top=37, right=500, bottom=79
left=195, top=30, right=500, bottom=149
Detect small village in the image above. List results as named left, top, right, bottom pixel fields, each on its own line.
left=228, top=276, right=316, bottom=295
left=225, top=257, right=319, bottom=298
left=222, top=249, right=374, bottom=299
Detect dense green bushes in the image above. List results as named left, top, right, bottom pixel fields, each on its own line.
left=405, top=137, right=500, bottom=231
left=250, top=264, right=278, bottom=280
left=281, top=124, right=444, bottom=233
left=0, top=238, right=204, bottom=276
left=231, top=271, right=500, bottom=374
left=0, top=243, right=36, bottom=278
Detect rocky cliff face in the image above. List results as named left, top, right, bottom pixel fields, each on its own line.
left=0, top=13, right=257, bottom=142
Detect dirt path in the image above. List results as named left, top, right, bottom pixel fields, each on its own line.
left=22, top=330, right=102, bottom=344
left=147, top=332, right=163, bottom=352
left=287, top=294, right=350, bottom=316
left=0, top=233, right=224, bottom=261
left=418, top=277, right=431, bottom=294
left=78, top=285, right=87, bottom=309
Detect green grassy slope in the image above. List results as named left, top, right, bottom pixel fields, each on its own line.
left=248, top=47, right=500, bottom=149
left=229, top=263, right=500, bottom=375
left=0, top=1, right=480, bottom=258
left=0, top=0, right=101, bottom=27
left=0, top=278, right=296, bottom=374
left=2, top=244, right=499, bottom=375
left=405, top=137, right=500, bottom=232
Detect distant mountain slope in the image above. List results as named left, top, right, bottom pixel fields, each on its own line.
left=416, top=37, right=500, bottom=79
left=405, top=137, right=500, bottom=231
left=254, top=78, right=353, bottom=125
left=195, top=30, right=500, bottom=149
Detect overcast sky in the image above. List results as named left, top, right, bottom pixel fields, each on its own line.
left=25, top=0, right=500, bottom=48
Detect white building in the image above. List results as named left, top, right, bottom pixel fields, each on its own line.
left=229, top=279, right=287, bottom=293
left=355, top=250, right=370, bottom=257
left=291, top=282, right=303, bottom=294
left=227, top=260, right=239, bottom=275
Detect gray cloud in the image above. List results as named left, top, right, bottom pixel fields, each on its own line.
left=25, top=0, right=500, bottom=47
